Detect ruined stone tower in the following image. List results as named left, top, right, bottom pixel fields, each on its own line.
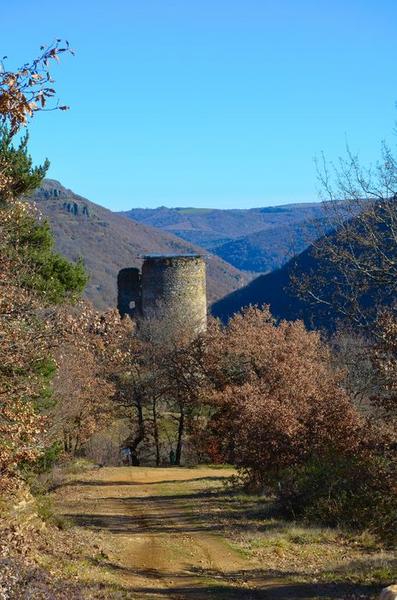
left=118, top=254, right=207, bottom=333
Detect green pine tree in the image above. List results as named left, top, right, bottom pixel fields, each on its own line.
left=0, top=128, right=49, bottom=204
left=1, top=128, right=88, bottom=303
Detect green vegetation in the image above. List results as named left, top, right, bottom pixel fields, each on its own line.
left=175, top=207, right=214, bottom=214
left=7, top=204, right=87, bottom=304
left=188, top=475, right=397, bottom=590
left=278, top=455, right=397, bottom=543
left=1, top=130, right=87, bottom=304
left=0, top=128, right=49, bottom=204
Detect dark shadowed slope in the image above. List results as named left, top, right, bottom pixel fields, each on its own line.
left=212, top=216, right=396, bottom=332
left=211, top=234, right=377, bottom=332
left=211, top=249, right=316, bottom=326
left=29, top=180, right=248, bottom=310
left=212, top=245, right=353, bottom=332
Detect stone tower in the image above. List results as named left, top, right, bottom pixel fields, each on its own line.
left=117, top=254, right=207, bottom=333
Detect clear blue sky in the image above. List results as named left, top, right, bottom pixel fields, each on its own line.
left=2, top=1, right=397, bottom=210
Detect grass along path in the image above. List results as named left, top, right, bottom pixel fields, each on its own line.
left=52, top=465, right=396, bottom=599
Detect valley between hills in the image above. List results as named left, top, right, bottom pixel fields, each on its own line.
left=29, top=179, right=324, bottom=316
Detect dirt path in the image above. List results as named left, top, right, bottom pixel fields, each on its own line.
left=54, top=466, right=384, bottom=599
left=55, top=466, right=283, bottom=599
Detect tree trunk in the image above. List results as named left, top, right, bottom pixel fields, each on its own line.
left=73, top=433, right=81, bottom=456
left=175, top=404, right=185, bottom=466
left=125, top=394, right=145, bottom=466
left=152, top=397, right=160, bottom=466
left=64, top=430, right=71, bottom=453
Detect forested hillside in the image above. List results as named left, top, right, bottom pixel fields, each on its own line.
left=120, top=203, right=326, bottom=273
left=214, top=219, right=324, bottom=273
left=211, top=244, right=322, bottom=326
left=212, top=200, right=397, bottom=331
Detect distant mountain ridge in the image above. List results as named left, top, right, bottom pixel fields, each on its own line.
left=119, top=203, right=326, bottom=273
left=28, top=180, right=248, bottom=310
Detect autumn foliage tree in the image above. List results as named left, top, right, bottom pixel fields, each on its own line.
left=370, top=312, right=397, bottom=423
left=0, top=42, right=86, bottom=490
left=203, top=307, right=363, bottom=488
left=49, top=306, right=129, bottom=457
left=134, top=307, right=210, bottom=466
left=0, top=41, right=72, bottom=208
left=289, top=139, right=397, bottom=534
left=0, top=246, right=47, bottom=488
left=0, top=202, right=58, bottom=489
left=0, top=41, right=72, bottom=137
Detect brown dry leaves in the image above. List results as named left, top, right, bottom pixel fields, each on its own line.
left=0, top=41, right=73, bottom=136
left=203, top=306, right=363, bottom=483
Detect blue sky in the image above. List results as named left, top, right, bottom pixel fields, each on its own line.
left=2, top=1, right=397, bottom=210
